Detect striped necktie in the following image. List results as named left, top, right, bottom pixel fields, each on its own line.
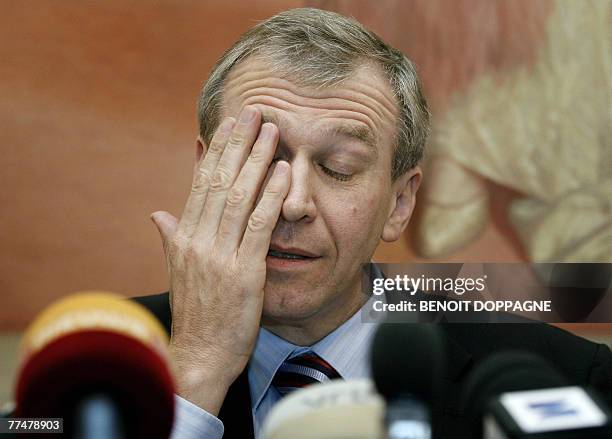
left=272, top=351, right=342, bottom=397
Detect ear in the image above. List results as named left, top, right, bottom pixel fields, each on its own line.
left=193, top=136, right=208, bottom=176
left=193, top=136, right=208, bottom=177
left=381, top=166, right=422, bottom=242
left=193, top=136, right=206, bottom=172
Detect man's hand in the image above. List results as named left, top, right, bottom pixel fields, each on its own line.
left=150, top=106, right=290, bottom=415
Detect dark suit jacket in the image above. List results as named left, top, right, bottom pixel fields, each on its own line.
left=134, top=292, right=612, bottom=439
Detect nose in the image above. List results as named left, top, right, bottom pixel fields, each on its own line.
left=281, top=157, right=317, bottom=223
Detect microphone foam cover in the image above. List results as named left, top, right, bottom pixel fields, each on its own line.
left=15, top=292, right=174, bottom=439
left=262, top=379, right=384, bottom=439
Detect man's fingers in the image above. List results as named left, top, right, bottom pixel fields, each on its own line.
left=196, top=106, right=262, bottom=240
left=151, top=211, right=180, bottom=248
left=239, top=161, right=291, bottom=262
left=216, top=123, right=279, bottom=252
left=179, top=117, right=235, bottom=236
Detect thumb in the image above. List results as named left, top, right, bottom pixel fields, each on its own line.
left=150, top=211, right=179, bottom=245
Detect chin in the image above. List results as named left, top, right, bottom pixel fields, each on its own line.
left=262, top=284, right=324, bottom=323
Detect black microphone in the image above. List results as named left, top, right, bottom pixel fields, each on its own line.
left=371, top=323, right=445, bottom=439
left=463, top=351, right=612, bottom=438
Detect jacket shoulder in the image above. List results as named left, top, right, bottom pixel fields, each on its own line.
left=132, top=292, right=171, bottom=335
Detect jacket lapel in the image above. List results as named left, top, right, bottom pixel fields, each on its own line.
left=218, top=370, right=254, bottom=438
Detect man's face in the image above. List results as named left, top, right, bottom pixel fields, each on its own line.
left=218, top=58, right=419, bottom=329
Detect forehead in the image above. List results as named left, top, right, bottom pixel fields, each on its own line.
left=221, top=57, right=399, bottom=152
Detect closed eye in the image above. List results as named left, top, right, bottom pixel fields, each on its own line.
left=320, top=165, right=352, bottom=181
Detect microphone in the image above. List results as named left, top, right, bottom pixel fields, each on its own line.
left=371, top=324, right=445, bottom=439
left=261, top=378, right=384, bottom=439
left=463, top=351, right=612, bottom=438
left=14, top=291, right=175, bottom=438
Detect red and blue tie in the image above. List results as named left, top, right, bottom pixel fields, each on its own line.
left=272, top=351, right=342, bottom=397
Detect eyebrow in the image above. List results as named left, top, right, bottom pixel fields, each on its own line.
left=328, top=124, right=377, bottom=150
left=260, top=112, right=377, bottom=151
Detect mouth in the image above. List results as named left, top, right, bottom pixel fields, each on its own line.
left=266, top=246, right=320, bottom=268
left=267, top=249, right=311, bottom=260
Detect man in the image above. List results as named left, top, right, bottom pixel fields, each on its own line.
left=135, top=8, right=611, bottom=439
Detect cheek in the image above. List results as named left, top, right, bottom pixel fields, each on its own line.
left=325, top=192, right=386, bottom=259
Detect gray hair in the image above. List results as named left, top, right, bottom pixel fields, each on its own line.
left=197, top=8, right=429, bottom=180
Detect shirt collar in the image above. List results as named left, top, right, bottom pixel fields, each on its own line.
left=310, top=300, right=377, bottom=379
left=248, top=327, right=296, bottom=411
left=248, top=263, right=384, bottom=411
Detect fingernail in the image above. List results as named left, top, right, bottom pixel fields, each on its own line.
left=240, top=106, right=257, bottom=123
left=261, top=123, right=274, bottom=139
left=274, top=160, right=289, bottom=175
left=220, top=117, right=235, bottom=134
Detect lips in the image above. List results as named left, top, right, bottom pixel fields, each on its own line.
left=267, top=245, right=320, bottom=260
